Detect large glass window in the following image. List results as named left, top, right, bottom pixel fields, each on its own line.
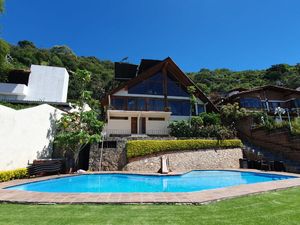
left=168, top=100, right=190, bottom=116
left=197, top=104, right=205, bottom=114
left=148, top=99, right=164, bottom=111
left=111, top=98, right=125, bottom=110
left=128, top=73, right=163, bottom=95
left=240, top=98, right=262, bottom=109
left=268, top=101, right=282, bottom=111
left=127, top=98, right=137, bottom=110
left=127, top=98, right=146, bottom=111
left=167, top=74, right=189, bottom=97
left=137, top=99, right=146, bottom=110
left=294, top=99, right=300, bottom=108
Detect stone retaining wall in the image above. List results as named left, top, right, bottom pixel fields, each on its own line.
left=123, top=148, right=243, bottom=172
left=89, top=141, right=127, bottom=171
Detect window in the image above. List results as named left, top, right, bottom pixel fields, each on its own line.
left=293, top=99, right=300, bottom=108
left=197, top=104, right=205, bottom=115
left=168, top=100, right=190, bottom=116
left=148, top=99, right=164, bottom=111
left=111, top=98, right=125, bottom=110
left=110, top=116, right=128, bottom=120
left=127, top=98, right=137, bottom=110
left=126, top=98, right=146, bottom=111
left=268, top=101, right=282, bottom=111
left=167, top=74, right=189, bottom=97
left=148, top=117, right=165, bottom=121
left=240, top=98, right=262, bottom=108
left=137, top=99, right=146, bottom=110
left=128, top=73, right=163, bottom=95
left=98, top=141, right=117, bottom=148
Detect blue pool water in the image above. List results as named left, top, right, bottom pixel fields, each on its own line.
left=6, top=170, right=296, bottom=193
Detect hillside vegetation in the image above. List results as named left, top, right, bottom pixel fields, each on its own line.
left=0, top=40, right=116, bottom=101
left=1, top=39, right=300, bottom=101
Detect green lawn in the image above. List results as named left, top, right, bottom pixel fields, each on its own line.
left=1, top=188, right=300, bottom=225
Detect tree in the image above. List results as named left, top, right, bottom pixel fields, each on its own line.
left=0, top=0, right=4, bottom=13
left=55, top=69, right=104, bottom=172
left=17, top=40, right=36, bottom=49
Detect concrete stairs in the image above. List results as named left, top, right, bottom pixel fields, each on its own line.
left=242, top=140, right=300, bottom=173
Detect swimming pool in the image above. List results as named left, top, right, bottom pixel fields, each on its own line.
left=6, top=170, right=296, bottom=193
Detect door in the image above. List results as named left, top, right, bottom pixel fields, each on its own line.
left=131, top=117, right=137, bottom=134
left=141, top=117, right=146, bottom=134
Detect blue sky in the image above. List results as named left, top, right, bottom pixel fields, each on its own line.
left=1, top=0, right=300, bottom=72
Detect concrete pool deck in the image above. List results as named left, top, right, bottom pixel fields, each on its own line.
left=1, top=169, right=300, bottom=204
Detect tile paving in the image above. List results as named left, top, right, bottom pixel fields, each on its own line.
left=0, top=169, right=300, bottom=204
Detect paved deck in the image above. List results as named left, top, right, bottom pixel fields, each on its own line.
left=1, top=169, right=300, bottom=204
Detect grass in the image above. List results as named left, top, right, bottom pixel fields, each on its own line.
left=1, top=188, right=300, bottom=225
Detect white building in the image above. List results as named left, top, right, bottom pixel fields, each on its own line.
left=0, top=64, right=69, bottom=103
left=102, top=57, right=217, bottom=136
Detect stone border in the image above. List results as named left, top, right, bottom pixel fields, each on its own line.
left=1, top=169, right=300, bottom=204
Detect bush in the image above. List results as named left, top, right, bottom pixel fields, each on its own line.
left=220, top=103, right=248, bottom=126
left=199, top=112, right=221, bottom=126
left=291, top=118, right=300, bottom=135
left=126, top=139, right=243, bottom=158
left=168, top=118, right=236, bottom=139
left=0, top=168, right=28, bottom=182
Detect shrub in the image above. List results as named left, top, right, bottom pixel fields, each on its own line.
left=168, top=120, right=192, bottom=137
left=199, top=112, right=221, bottom=126
left=220, top=103, right=248, bottom=126
left=126, top=139, right=243, bottom=158
left=291, top=118, right=300, bottom=135
left=168, top=118, right=236, bottom=139
left=0, top=168, right=28, bottom=182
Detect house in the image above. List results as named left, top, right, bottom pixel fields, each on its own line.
left=101, top=57, right=217, bottom=136
left=221, top=85, right=300, bottom=114
left=0, top=64, right=69, bottom=104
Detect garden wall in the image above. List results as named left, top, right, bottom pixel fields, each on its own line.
left=0, top=104, right=63, bottom=170
left=123, top=148, right=243, bottom=172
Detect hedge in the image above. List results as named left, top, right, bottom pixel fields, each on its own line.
left=0, top=168, right=28, bottom=182
left=126, top=139, right=243, bottom=159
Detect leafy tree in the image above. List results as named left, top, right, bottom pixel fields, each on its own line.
left=17, top=40, right=36, bottom=48
left=0, top=0, right=4, bottom=13
left=55, top=70, right=104, bottom=171
left=0, top=39, right=10, bottom=82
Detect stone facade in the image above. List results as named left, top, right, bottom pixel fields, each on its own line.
left=89, top=140, right=127, bottom=171
left=123, top=148, right=243, bottom=172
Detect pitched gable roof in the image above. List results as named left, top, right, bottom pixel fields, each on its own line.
left=102, top=57, right=218, bottom=112
left=225, top=85, right=300, bottom=101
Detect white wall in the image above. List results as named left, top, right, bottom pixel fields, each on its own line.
left=106, top=118, right=131, bottom=135
left=0, top=104, right=63, bottom=171
left=23, top=65, right=69, bottom=103
left=146, top=119, right=169, bottom=135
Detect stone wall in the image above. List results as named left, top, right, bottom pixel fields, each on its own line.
left=89, top=140, right=127, bottom=171
left=123, top=148, right=243, bottom=172
left=88, top=137, right=176, bottom=171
